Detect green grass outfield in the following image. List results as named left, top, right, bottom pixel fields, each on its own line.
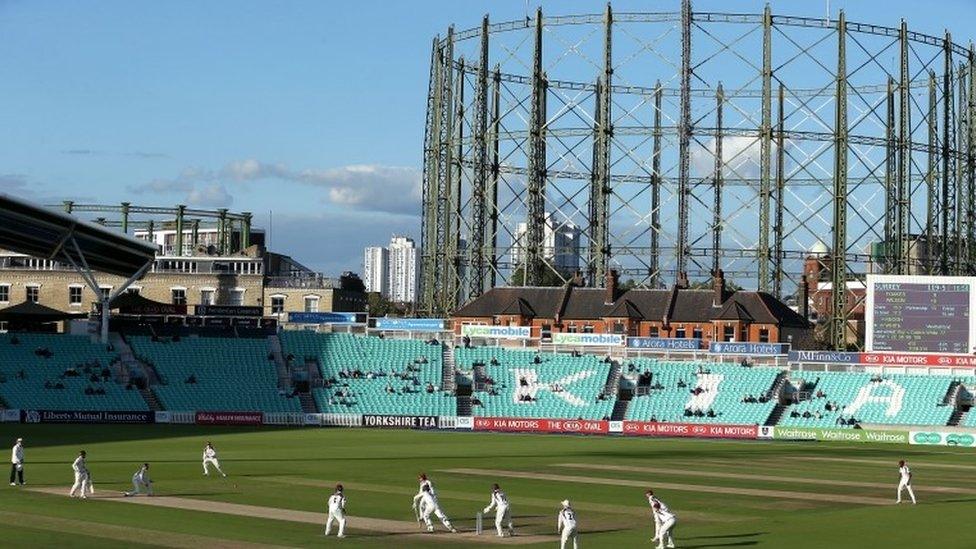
left=0, top=424, right=974, bottom=548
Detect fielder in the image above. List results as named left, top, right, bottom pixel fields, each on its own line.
left=557, top=499, right=578, bottom=549
left=69, top=450, right=90, bottom=499
left=483, top=483, right=514, bottom=537
left=124, top=463, right=153, bottom=497
left=325, top=483, right=347, bottom=538
left=415, top=484, right=457, bottom=533
left=203, top=441, right=227, bottom=477
left=897, top=459, right=917, bottom=504
left=10, top=437, right=24, bottom=486
left=646, top=489, right=674, bottom=546
left=653, top=501, right=677, bottom=549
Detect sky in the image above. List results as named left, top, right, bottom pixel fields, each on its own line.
left=1, top=0, right=974, bottom=276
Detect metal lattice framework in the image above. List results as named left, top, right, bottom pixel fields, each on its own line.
left=420, top=1, right=976, bottom=350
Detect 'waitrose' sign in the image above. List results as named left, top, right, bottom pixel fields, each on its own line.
left=461, top=325, right=532, bottom=339
left=551, top=333, right=625, bottom=346
left=774, top=426, right=909, bottom=444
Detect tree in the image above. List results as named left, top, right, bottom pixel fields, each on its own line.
left=367, top=292, right=408, bottom=317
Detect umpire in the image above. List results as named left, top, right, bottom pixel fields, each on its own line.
left=10, top=438, right=24, bottom=486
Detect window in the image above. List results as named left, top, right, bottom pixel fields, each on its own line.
left=759, top=328, right=770, bottom=343
left=583, top=325, right=594, bottom=334
left=271, top=296, right=285, bottom=314
left=692, top=326, right=703, bottom=339
left=230, top=289, right=244, bottom=306
left=200, top=290, right=215, bottom=306
left=723, top=324, right=735, bottom=342
left=69, top=286, right=83, bottom=306
left=304, top=296, right=319, bottom=313
left=613, top=321, right=625, bottom=334
left=99, top=287, right=112, bottom=301
left=648, top=326, right=659, bottom=338
left=541, top=324, right=552, bottom=342
left=0, top=284, right=9, bottom=303
left=127, top=287, right=141, bottom=295
left=26, top=286, right=39, bottom=303
left=567, top=325, right=577, bottom=333
left=675, top=326, right=686, bottom=339
left=171, top=288, right=187, bottom=306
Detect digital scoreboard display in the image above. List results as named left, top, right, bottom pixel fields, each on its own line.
left=867, top=277, right=972, bottom=354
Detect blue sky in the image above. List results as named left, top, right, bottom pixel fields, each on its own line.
left=1, top=0, right=973, bottom=275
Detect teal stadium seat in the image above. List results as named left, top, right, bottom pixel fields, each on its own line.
left=128, top=336, right=300, bottom=413
left=778, top=371, right=954, bottom=428
left=281, top=332, right=454, bottom=416
left=0, top=333, right=146, bottom=411
left=624, top=359, right=778, bottom=425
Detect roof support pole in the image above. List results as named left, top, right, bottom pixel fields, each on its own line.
left=884, top=78, right=896, bottom=273
left=527, top=8, right=547, bottom=286
left=121, top=202, right=130, bottom=234
left=967, top=47, right=976, bottom=273
left=588, top=3, right=612, bottom=287
left=956, top=59, right=966, bottom=275
left=469, top=15, right=490, bottom=298
left=926, top=72, right=938, bottom=274
left=941, top=32, right=954, bottom=275
left=830, top=11, right=849, bottom=351
left=712, top=83, right=724, bottom=278
left=437, top=27, right=455, bottom=313
left=676, top=0, right=692, bottom=281
left=241, top=212, right=252, bottom=250
left=774, top=84, right=786, bottom=299
left=758, top=4, right=773, bottom=292
left=448, top=57, right=464, bottom=308
left=896, top=21, right=911, bottom=273
left=650, top=81, right=663, bottom=288
left=488, top=66, right=501, bottom=289
left=420, top=36, right=444, bottom=314
left=175, top=204, right=185, bottom=257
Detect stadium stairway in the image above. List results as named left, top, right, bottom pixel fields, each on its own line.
left=765, top=403, right=787, bottom=426
left=610, top=398, right=630, bottom=421
left=139, top=388, right=163, bottom=411
left=949, top=408, right=967, bottom=426
left=441, top=342, right=456, bottom=392
left=267, top=335, right=291, bottom=391
left=603, top=360, right=623, bottom=398
left=457, top=394, right=472, bottom=416
left=298, top=392, right=318, bottom=413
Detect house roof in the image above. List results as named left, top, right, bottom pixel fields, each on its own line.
left=454, top=284, right=810, bottom=328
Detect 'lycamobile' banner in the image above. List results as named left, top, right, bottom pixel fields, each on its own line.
left=461, top=325, right=532, bottom=339
left=773, top=426, right=909, bottom=444
left=551, top=333, right=625, bottom=346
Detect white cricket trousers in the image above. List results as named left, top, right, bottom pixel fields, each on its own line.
left=69, top=472, right=90, bottom=497
left=203, top=457, right=225, bottom=476
left=494, top=504, right=513, bottom=536
left=325, top=509, right=346, bottom=536
left=422, top=505, right=453, bottom=531
left=560, top=526, right=579, bottom=549
left=657, top=517, right=676, bottom=548
left=897, top=480, right=916, bottom=504
left=128, top=480, right=153, bottom=496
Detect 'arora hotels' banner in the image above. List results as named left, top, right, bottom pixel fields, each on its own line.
left=461, top=325, right=532, bottom=340
left=551, top=333, right=625, bottom=346
left=622, top=421, right=757, bottom=439
left=473, top=417, right=608, bottom=434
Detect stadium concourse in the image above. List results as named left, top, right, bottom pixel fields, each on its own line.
left=0, top=329, right=970, bottom=436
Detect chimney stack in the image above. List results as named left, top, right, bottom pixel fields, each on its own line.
left=676, top=271, right=689, bottom=289
left=605, top=269, right=619, bottom=305
left=712, top=269, right=727, bottom=307
left=799, top=272, right=811, bottom=320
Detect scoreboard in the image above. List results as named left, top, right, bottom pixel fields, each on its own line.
left=866, top=275, right=976, bottom=354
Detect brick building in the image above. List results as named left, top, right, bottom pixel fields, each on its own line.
left=453, top=270, right=812, bottom=346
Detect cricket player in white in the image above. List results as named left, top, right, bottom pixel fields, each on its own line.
left=483, top=483, right=514, bottom=537
left=203, top=441, right=226, bottom=477
left=557, top=499, right=578, bottom=549
left=653, top=501, right=677, bottom=549
left=897, top=459, right=916, bottom=504
left=412, top=473, right=436, bottom=516
left=10, top=437, right=24, bottom=486
left=646, top=489, right=674, bottom=546
left=325, top=483, right=347, bottom=538
left=415, top=484, right=457, bottom=533
left=124, top=463, right=153, bottom=497
left=69, top=450, right=90, bottom=499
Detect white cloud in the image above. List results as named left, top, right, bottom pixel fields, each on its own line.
left=691, top=135, right=780, bottom=180
left=186, top=183, right=233, bottom=207
left=131, top=160, right=421, bottom=216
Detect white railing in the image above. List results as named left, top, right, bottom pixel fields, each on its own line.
left=438, top=415, right=458, bottom=429
left=170, top=411, right=196, bottom=424
left=264, top=412, right=305, bottom=426
left=321, top=413, right=363, bottom=427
